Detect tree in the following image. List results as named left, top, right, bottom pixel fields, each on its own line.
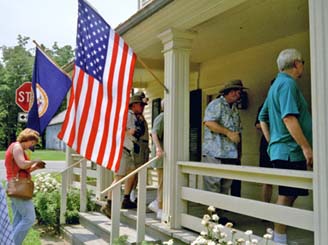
left=0, top=35, right=74, bottom=149
left=0, top=35, right=34, bottom=147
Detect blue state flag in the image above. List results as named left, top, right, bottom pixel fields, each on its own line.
left=27, top=47, right=72, bottom=134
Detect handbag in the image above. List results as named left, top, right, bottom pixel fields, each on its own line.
left=7, top=174, right=34, bottom=199
left=6, top=145, right=34, bottom=199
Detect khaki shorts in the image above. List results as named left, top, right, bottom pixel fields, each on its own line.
left=134, top=141, right=150, bottom=167
left=115, top=149, right=135, bottom=176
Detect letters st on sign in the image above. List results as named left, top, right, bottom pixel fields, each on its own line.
left=15, top=82, right=32, bottom=112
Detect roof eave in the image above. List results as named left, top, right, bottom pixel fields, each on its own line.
left=115, top=0, right=173, bottom=35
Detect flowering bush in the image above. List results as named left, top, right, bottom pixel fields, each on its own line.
left=33, top=173, right=94, bottom=233
left=191, top=206, right=273, bottom=245
left=34, top=173, right=61, bottom=193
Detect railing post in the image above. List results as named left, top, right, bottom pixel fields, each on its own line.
left=110, top=185, right=121, bottom=244
left=136, top=167, right=147, bottom=242
left=96, top=164, right=113, bottom=201
left=66, top=147, right=73, bottom=187
left=60, top=170, right=68, bottom=224
left=80, top=158, right=87, bottom=212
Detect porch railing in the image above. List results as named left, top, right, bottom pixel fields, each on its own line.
left=99, top=156, right=158, bottom=244
left=177, top=161, right=314, bottom=233
left=60, top=156, right=313, bottom=243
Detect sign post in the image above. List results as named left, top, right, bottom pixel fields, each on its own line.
left=15, top=82, right=32, bottom=112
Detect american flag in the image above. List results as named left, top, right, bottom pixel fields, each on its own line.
left=58, top=0, right=136, bottom=171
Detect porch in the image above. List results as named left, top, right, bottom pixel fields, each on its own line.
left=59, top=154, right=313, bottom=244
left=59, top=0, right=328, bottom=244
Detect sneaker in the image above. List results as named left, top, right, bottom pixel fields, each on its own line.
left=148, top=200, right=159, bottom=213
left=100, top=203, right=111, bottom=219
left=130, top=189, right=137, bottom=202
left=156, top=209, right=162, bottom=220
left=122, top=198, right=137, bottom=209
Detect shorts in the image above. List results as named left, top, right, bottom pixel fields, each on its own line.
left=115, top=148, right=135, bottom=176
left=259, top=158, right=273, bottom=168
left=134, top=141, right=150, bottom=167
left=272, top=159, right=308, bottom=197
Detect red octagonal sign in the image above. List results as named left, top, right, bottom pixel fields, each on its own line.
left=15, top=82, right=32, bottom=112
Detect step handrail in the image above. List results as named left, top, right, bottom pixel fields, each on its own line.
left=100, top=156, right=159, bottom=195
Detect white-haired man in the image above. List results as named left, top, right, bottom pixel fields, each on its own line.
left=259, top=48, right=312, bottom=244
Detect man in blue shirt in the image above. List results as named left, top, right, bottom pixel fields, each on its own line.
left=202, top=79, right=246, bottom=223
left=259, top=48, right=312, bottom=244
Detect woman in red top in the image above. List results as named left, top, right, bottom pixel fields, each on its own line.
left=5, top=128, right=45, bottom=245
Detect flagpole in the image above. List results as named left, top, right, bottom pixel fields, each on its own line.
left=137, top=56, right=169, bottom=94
left=32, top=40, right=71, bottom=78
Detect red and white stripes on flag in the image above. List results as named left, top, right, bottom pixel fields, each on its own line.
left=58, top=0, right=136, bottom=171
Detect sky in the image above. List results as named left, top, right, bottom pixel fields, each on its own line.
left=0, top=0, right=138, bottom=50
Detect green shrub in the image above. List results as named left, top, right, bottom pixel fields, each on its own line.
left=113, top=235, right=128, bottom=245
left=34, top=190, right=60, bottom=229
left=65, top=209, right=80, bottom=224
left=33, top=174, right=95, bottom=233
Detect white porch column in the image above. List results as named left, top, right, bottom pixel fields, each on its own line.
left=309, top=0, right=328, bottom=244
left=158, top=28, right=195, bottom=228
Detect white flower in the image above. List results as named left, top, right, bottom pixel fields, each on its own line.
left=220, top=232, right=227, bottom=238
left=201, top=219, right=209, bottom=226
left=225, top=222, right=234, bottom=228
left=263, top=234, right=272, bottom=240
left=163, top=239, right=174, bottom=245
left=227, top=241, right=233, bottom=245
left=251, top=238, right=258, bottom=244
left=212, top=225, right=220, bottom=234
left=266, top=228, right=273, bottom=234
left=200, top=231, right=207, bottom=237
left=192, top=236, right=207, bottom=245
left=245, top=230, right=253, bottom=236
left=207, top=241, right=215, bottom=245
left=203, top=214, right=211, bottom=221
left=237, top=238, right=245, bottom=243
left=212, top=214, right=219, bottom=221
left=208, top=206, right=215, bottom=212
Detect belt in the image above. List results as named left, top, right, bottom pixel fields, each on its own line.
left=123, top=147, right=131, bottom=154
left=138, top=139, right=148, bottom=143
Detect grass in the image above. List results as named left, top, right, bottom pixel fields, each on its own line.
left=0, top=149, right=65, bottom=161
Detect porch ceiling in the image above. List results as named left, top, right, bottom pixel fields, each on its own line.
left=121, top=0, right=309, bottom=64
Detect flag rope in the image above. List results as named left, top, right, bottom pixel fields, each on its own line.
left=137, top=57, right=169, bottom=94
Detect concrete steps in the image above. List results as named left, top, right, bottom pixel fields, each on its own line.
left=62, top=211, right=160, bottom=244
left=62, top=224, right=108, bottom=245
left=61, top=204, right=199, bottom=244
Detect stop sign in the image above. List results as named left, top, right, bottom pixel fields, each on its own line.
left=15, top=82, right=33, bottom=112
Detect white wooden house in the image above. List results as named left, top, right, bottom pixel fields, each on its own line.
left=60, top=0, right=328, bottom=244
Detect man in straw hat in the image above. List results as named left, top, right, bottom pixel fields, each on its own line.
left=202, top=79, right=247, bottom=224
left=101, top=94, right=147, bottom=218
left=129, top=91, right=150, bottom=202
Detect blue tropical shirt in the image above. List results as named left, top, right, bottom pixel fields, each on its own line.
left=202, top=96, right=241, bottom=159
